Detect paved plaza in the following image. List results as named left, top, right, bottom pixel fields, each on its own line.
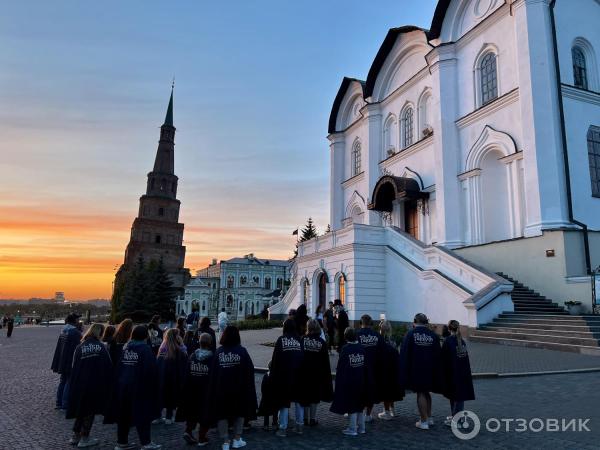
left=1, top=326, right=599, bottom=449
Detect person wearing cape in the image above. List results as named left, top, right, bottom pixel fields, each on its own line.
left=6, top=315, right=14, bottom=338
left=256, top=360, right=278, bottom=430
left=323, top=302, right=336, bottom=352
left=298, top=319, right=333, bottom=427
left=51, top=313, right=82, bottom=410
left=105, top=325, right=161, bottom=450
left=441, top=320, right=475, bottom=426
left=355, top=314, right=384, bottom=423
left=207, top=325, right=256, bottom=450
left=156, top=328, right=188, bottom=424
left=330, top=327, right=370, bottom=436
left=176, top=332, right=214, bottom=446
left=400, top=313, right=443, bottom=431
left=377, top=320, right=404, bottom=420
left=270, top=318, right=304, bottom=437
left=108, top=319, right=134, bottom=369
left=66, top=323, right=112, bottom=448
left=147, top=315, right=164, bottom=356
left=196, top=317, right=217, bottom=354
left=335, top=302, right=349, bottom=353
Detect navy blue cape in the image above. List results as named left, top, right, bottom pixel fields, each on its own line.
left=441, top=335, right=475, bottom=401
left=330, top=342, right=369, bottom=414
left=399, top=326, right=443, bottom=393
left=270, top=333, right=304, bottom=408
left=175, top=350, right=214, bottom=425
left=356, top=327, right=384, bottom=404
left=298, top=333, right=333, bottom=406
left=66, top=337, right=113, bottom=419
left=51, top=325, right=82, bottom=375
left=157, top=346, right=188, bottom=410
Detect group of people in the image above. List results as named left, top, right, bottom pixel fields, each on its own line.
left=51, top=307, right=475, bottom=450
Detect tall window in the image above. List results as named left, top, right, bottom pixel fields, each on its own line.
left=480, top=53, right=498, bottom=105
left=338, top=274, right=346, bottom=305
left=572, top=47, right=588, bottom=90
left=351, top=141, right=361, bottom=176
left=264, top=277, right=272, bottom=290
left=276, top=278, right=283, bottom=290
left=240, top=275, right=247, bottom=285
left=402, top=108, right=414, bottom=148
left=588, top=126, right=600, bottom=197
left=227, top=275, right=234, bottom=289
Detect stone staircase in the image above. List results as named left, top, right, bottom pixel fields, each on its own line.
left=469, top=273, right=600, bottom=355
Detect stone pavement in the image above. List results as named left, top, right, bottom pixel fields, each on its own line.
left=1, top=326, right=599, bottom=449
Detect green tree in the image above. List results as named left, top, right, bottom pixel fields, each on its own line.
left=293, top=217, right=319, bottom=257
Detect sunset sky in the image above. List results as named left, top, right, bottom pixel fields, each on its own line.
left=0, top=1, right=436, bottom=300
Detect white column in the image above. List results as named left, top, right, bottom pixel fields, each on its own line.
left=426, top=44, right=464, bottom=248
left=513, top=0, right=571, bottom=235
left=365, top=104, right=383, bottom=226
left=328, top=134, right=345, bottom=231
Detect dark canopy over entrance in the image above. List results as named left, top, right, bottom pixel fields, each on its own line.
left=367, top=175, right=429, bottom=212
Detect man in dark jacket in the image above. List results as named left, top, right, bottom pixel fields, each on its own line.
left=323, top=302, right=336, bottom=352
left=51, top=313, right=83, bottom=410
left=335, top=302, right=349, bottom=354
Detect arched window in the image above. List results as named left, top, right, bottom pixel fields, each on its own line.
left=240, top=275, right=247, bottom=285
left=383, top=115, right=396, bottom=158
left=226, top=295, right=233, bottom=307
left=264, top=277, right=272, bottom=290
left=572, top=46, right=588, bottom=90
left=252, top=276, right=259, bottom=285
left=227, top=275, right=234, bottom=289
left=276, top=278, right=283, bottom=290
left=351, top=140, right=362, bottom=176
left=158, top=207, right=164, bottom=216
left=418, top=89, right=433, bottom=139
left=337, top=274, right=346, bottom=305
left=402, top=107, right=414, bottom=148
left=480, top=53, right=498, bottom=105
left=160, top=178, right=166, bottom=191
left=588, top=126, right=600, bottom=197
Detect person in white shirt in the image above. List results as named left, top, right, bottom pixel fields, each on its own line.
left=217, top=308, right=228, bottom=338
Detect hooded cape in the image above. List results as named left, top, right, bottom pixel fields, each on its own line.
left=330, top=342, right=369, bottom=414
left=441, top=335, right=475, bottom=401
left=66, top=337, right=113, bottom=419
left=399, top=326, right=443, bottom=393
left=270, top=334, right=304, bottom=408
left=175, top=348, right=214, bottom=424
left=207, top=344, right=257, bottom=421
left=104, top=340, right=159, bottom=425
left=51, top=325, right=82, bottom=375
left=298, top=333, right=333, bottom=406
left=157, top=346, right=188, bottom=410
left=379, top=339, right=404, bottom=402
left=356, top=327, right=384, bottom=404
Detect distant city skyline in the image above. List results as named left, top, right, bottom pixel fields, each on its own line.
left=0, top=1, right=437, bottom=299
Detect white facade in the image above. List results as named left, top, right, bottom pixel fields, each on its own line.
left=271, top=0, right=600, bottom=325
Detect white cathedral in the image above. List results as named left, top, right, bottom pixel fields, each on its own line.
left=270, top=0, right=600, bottom=330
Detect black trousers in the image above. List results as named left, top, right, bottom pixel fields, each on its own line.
left=117, top=419, right=151, bottom=446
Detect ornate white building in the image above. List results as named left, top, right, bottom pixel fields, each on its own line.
left=178, top=254, right=290, bottom=319
left=271, top=0, right=600, bottom=328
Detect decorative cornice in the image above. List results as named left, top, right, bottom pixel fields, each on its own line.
left=561, top=84, right=600, bottom=106
left=379, top=135, right=434, bottom=169
left=456, top=88, right=520, bottom=129
left=341, top=171, right=365, bottom=189
left=458, top=168, right=482, bottom=181
left=498, top=150, right=524, bottom=164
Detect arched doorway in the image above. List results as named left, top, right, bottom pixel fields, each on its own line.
left=481, top=150, right=510, bottom=242
left=317, top=272, right=328, bottom=312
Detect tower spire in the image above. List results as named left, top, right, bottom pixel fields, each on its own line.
left=163, top=82, right=174, bottom=127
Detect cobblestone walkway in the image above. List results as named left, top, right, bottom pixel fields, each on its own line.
left=1, top=326, right=599, bottom=449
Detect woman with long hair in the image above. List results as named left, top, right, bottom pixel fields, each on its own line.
left=109, top=319, right=133, bottom=367
left=441, top=320, right=475, bottom=426
left=101, top=325, right=116, bottom=347
left=207, top=325, right=257, bottom=450
left=176, top=317, right=186, bottom=337
left=156, top=328, right=187, bottom=424
left=377, top=320, right=404, bottom=420
left=197, top=317, right=216, bottom=354
left=298, top=319, right=333, bottom=427
left=66, top=323, right=112, bottom=448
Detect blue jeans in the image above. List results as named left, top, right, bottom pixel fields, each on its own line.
left=57, top=373, right=70, bottom=408
left=348, top=412, right=365, bottom=433
left=278, top=403, right=304, bottom=430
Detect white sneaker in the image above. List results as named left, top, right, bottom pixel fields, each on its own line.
left=377, top=411, right=393, bottom=421
left=415, top=420, right=430, bottom=430
left=427, top=417, right=435, bottom=426
left=114, top=443, right=135, bottom=450
left=232, top=438, right=247, bottom=449
left=69, top=433, right=81, bottom=445
left=222, top=443, right=230, bottom=450
left=342, top=428, right=358, bottom=436
left=78, top=438, right=99, bottom=448
left=141, top=443, right=162, bottom=450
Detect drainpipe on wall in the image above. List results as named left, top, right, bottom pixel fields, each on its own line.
left=548, top=0, right=592, bottom=275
